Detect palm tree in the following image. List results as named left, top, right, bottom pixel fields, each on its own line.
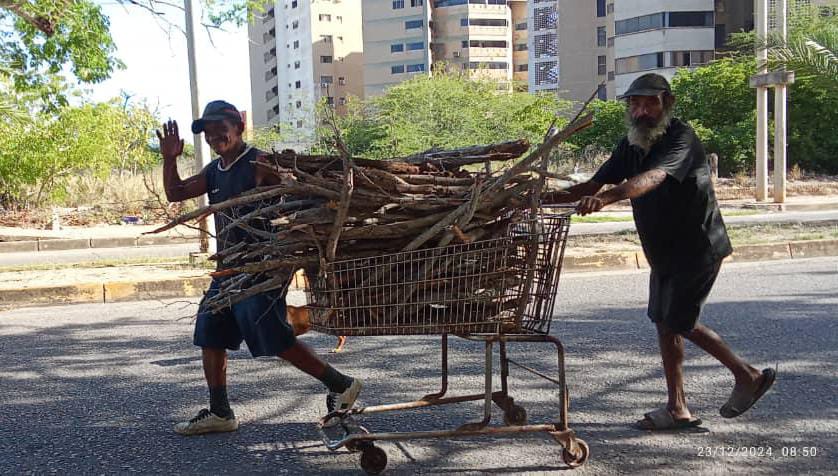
left=762, top=4, right=837, bottom=88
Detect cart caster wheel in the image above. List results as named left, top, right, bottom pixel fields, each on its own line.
left=561, top=439, right=590, bottom=469
left=503, top=405, right=527, bottom=426
left=360, top=445, right=387, bottom=475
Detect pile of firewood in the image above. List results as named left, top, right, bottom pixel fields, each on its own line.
left=147, top=112, right=592, bottom=331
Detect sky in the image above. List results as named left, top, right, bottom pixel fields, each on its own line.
left=84, top=2, right=253, bottom=132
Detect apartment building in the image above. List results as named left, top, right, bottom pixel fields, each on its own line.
left=362, top=0, right=526, bottom=97
left=248, top=0, right=364, bottom=146
left=556, top=0, right=763, bottom=103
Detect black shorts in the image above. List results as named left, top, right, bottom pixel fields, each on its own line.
left=648, top=259, right=723, bottom=334
left=193, top=279, right=297, bottom=357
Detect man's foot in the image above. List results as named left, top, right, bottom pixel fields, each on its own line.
left=635, top=408, right=705, bottom=432
left=322, top=378, right=362, bottom=428
left=720, top=368, right=776, bottom=418
left=174, top=408, right=238, bottom=436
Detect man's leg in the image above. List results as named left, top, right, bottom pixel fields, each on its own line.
left=683, top=323, right=770, bottom=417
left=202, top=347, right=234, bottom=419
left=279, top=342, right=354, bottom=394
left=656, top=323, right=692, bottom=421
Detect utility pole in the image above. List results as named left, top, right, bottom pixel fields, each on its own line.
left=184, top=0, right=216, bottom=253
left=774, top=0, right=788, bottom=203
left=755, top=0, right=769, bottom=202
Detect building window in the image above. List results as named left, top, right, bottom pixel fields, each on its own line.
left=462, top=40, right=469, bottom=48
left=391, top=64, right=405, bottom=74
left=616, top=13, right=665, bottom=35
left=467, top=61, right=507, bottom=70
left=608, top=71, right=615, bottom=80
left=597, top=84, right=607, bottom=100
left=411, top=0, right=423, bottom=6
left=670, top=50, right=714, bottom=67
left=292, top=20, right=299, bottom=29
left=514, top=43, right=527, bottom=51
left=321, top=75, right=333, bottom=85
left=295, top=80, right=302, bottom=88
left=325, top=96, right=334, bottom=106
left=321, top=35, right=333, bottom=43
left=597, top=55, right=606, bottom=75
left=296, top=100, right=302, bottom=108
left=406, top=41, right=425, bottom=51
left=615, top=52, right=665, bottom=74
left=337, top=15, right=343, bottom=23
left=405, top=19, right=423, bottom=29
left=294, top=60, right=300, bottom=69
left=292, top=0, right=298, bottom=7
left=339, top=97, right=347, bottom=105
left=597, top=26, right=606, bottom=47
left=516, top=64, right=528, bottom=72
left=534, top=61, right=558, bottom=86
left=596, top=0, right=606, bottom=17
left=297, top=120, right=303, bottom=128
left=393, top=0, right=404, bottom=8
left=319, top=14, right=331, bottom=21
left=391, top=43, right=404, bottom=53
left=668, top=11, right=714, bottom=27
left=607, top=2, right=614, bottom=14
left=515, top=21, right=527, bottom=31
left=321, top=55, right=333, bottom=63
left=469, top=40, right=507, bottom=48
left=534, top=33, right=557, bottom=58
left=293, top=40, right=299, bottom=49
left=338, top=77, right=346, bottom=85
left=534, top=7, right=557, bottom=30
left=406, top=63, right=426, bottom=73
left=464, top=18, right=508, bottom=27
left=436, top=0, right=467, bottom=6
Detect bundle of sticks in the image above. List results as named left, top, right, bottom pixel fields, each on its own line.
left=148, top=112, right=593, bottom=332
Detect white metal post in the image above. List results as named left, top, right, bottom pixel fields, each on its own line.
left=755, top=0, right=769, bottom=202
left=773, top=0, right=788, bottom=203
left=185, top=0, right=216, bottom=253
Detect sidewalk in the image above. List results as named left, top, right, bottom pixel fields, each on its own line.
left=2, top=237, right=837, bottom=310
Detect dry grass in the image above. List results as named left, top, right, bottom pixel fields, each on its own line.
left=714, top=175, right=838, bottom=200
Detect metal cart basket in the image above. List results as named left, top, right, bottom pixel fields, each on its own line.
left=306, top=207, right=588, bottom=473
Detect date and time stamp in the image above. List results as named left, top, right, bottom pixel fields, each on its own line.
left=697, top=446, right=822, bottom=458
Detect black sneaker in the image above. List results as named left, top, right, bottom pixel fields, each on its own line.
left=323, top=379, right=363, bottom=428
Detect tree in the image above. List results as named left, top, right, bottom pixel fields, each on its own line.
left=0, top=0, right=262, bottom=110
left=566, top=99, right=626, bottom=152
left=0, top=98, right=158, bottom=207
left=670, top=58, right=757, bottom=174
left=354, top=70, right=570, bottom=159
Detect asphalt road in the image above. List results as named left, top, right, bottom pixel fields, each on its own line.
left=1, top=257, right=836, bottom=474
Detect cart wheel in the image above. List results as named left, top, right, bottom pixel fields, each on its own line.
left=503, top=404, right=528, bottom=426
left=360, top=445, right=387, bottom=475
left=345, top=439, right=368, bottom=453
left=561, top=438, right=590, bottom=469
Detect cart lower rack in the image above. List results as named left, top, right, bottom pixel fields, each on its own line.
left=307, top=207, right=588, bottom=473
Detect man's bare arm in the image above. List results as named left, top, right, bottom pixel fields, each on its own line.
left=576, top=169, right=667, bottom=215
left=157, top=120, right=207, bottom=202
left=542, top=181, right=604, bottom=204
left=598, top=168, right=667, bottom=204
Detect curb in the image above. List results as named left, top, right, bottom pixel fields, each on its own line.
left=0, top=235, right=201, bottom=253
left=2, top=239, right=837, bottom=310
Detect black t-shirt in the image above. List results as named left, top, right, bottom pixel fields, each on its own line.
left=592, top=118, right=732, bottom=273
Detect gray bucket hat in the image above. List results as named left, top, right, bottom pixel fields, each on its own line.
left=617, top=73, right=672, bottom=100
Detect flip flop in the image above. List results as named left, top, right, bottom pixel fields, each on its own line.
left=634, top=408, right=704, bottom=432
left=720, top=367, right=777, bottom=419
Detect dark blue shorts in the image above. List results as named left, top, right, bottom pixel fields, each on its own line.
left=648, top=259, right=723, bottom=334
left=194, top=279, right=297, bottom=357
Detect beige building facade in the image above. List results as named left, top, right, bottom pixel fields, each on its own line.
left=362, top=0, right=526, bottom=97
left=248, top=0, right=364, bottom=149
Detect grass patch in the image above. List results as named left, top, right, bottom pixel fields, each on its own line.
left=572, top=214, right=634, bottom=223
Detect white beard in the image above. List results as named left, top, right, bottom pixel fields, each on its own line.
left=626, top=108, right=673, bottom=153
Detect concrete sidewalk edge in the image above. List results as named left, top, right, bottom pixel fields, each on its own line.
left=2, top=239, right=837, bottom=310
left=0, top=235, right=201, bottom=253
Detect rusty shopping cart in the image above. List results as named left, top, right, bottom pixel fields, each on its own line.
left=306, top=206, right=587, bottom=474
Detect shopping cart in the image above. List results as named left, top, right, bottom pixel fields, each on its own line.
left=306, top=206, right=587, bottom=474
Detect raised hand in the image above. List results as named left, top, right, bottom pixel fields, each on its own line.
left=156, top=120, right=184, bottom=160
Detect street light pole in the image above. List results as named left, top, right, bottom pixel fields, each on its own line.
left=184, top=0, right=216, bottom=253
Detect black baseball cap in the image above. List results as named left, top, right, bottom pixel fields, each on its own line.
left=617, top=73, right=672, bottom=100
left=191, top=100, right=243, bottom=134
